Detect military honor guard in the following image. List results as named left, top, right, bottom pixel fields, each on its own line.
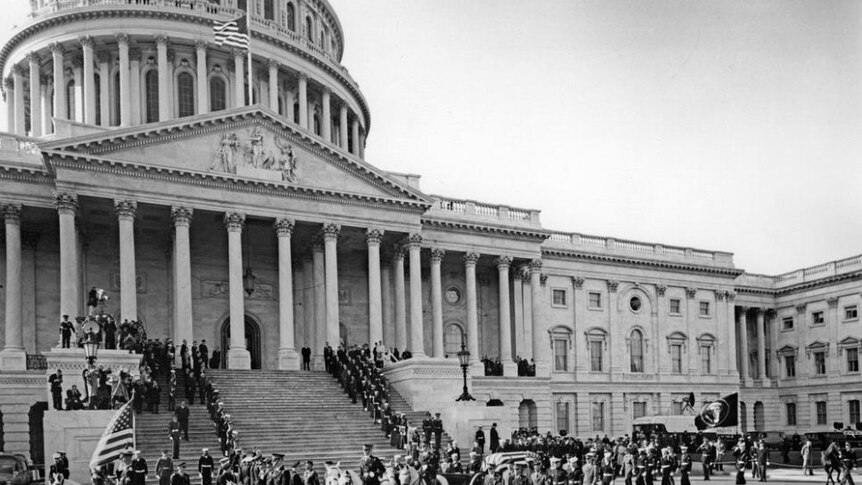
left=131, top=450, right=149, bottom=485
left=679, top=446, right=692, bottom=485
left=171, top=463, right=192, bottom=485
left=169, top=416, right=182, bottom=459
left=359, top=444, right=385, bottom=485
left=199, top=448, right=215, bottom=485
left=303, top=461, right=319, bottom=485
left=156, top=450, right=174, bottom=485
left=842, top=442, right=856, bottom=485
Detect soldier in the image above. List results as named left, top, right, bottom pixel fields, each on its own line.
left=175, top=400, right=190, bottom=440
left=490, top=423, right=500, bottom=453
left=169, top=416, right=182, bottom=459
left=432, top=413, right=444, bottom=450
left=199, top=448, right=215, bottom=485
left=49, top=453, right=66, bottom=485
left=697, top=438, right=714, bottom=481
left=422, top=412, right=433, bottom=445
left=512, top=462, right=531, bottom=485
left=168, top=369, right=177, bottom=412
left=303, top=461, right=319, bottom=485
left=171, top=463, right=191, bottom=485
left=131, top=450, right=149, bottom=485
left=59, top=315, right=75, bottom=348
left=841, top=442, right=856, bottom=485
left=301, top=346, right=311, bottom=370
left=359, top=443, right=385, bottom=485
left=156, top=450, right=174, bottom=485
left=217, top=458, right=236, bottom=485
left=679, top=446, right=692, bottom=485
left=49, top=369, right=64, bottom=410
left=550, top=457, right=566, bottom=485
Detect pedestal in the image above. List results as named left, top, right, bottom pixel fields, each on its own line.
left=0, top=348, right=26, bottom=371
left=277, top=348, right=301, bottom=370
left=227, top=348, right=251, bottom=370
left=502, top=360, right=517, bottom=377
left=533, top=361, right=551, bottom=378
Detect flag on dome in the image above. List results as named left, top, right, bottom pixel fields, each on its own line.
left=89, top=400, right=134, bottom=468
left=213, top=14, right=249, bottom=49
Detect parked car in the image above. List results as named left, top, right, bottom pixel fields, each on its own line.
left=0, top=453, right=32, bottom=485
left=750, top=431, right=786, bottom=450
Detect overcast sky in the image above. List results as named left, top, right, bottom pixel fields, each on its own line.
left=2, top=1, right=860, bottom=275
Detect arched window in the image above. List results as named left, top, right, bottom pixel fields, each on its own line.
left=286, top=2, right=296, bottom=31
left=292, top=100, right=299, bottom=124
left=94, top=73, right=101, bottom=126
left=112, top=72, right=121, bottom=126
left=263, top=0, right=274, bottom=20
left=65, top=80, right=76, bottom=120
left=209, top=76, right=227, bottom=112
left=630, top=329, right=644, bottom=373
left=443, top=324, right=464, bottom=358
left=144, top=70, right=159, bottom=123
left=305, top=17, right=313, bottom=41
left=177, top=72, right=195, bottom=118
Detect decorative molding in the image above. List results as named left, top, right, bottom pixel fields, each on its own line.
left=48, top=42, right=65, bottom=55
left=406, top=233, right=422, bottom=248
left=542, top=247, right=745, bottom=277
left=494, top=256, right=513, bottom=270
left=170, top=206, right=193, bottom=227
left=115, top=33, right=130, bottom=45
left=78, top=35, right=94, bottom=48
left=716, top=291, right=725, bottom=301
left=322, top=222, right=341, bottom=241
left=155, top=34, right=170, bottom=47
left=571, top=277, right=584, bottom=289
left=795, top=303, right=807, bottom=314
left=528, top=259, right=543, bottom=274
left=26, top=51, right=41, bottom=65
left=540, top=274, right=548, bottom=286
left=827, top=297, right=839, bottom=308
left=685, top=287, right=697, bottom=299
left=725, top=291, right=736, bottom=301
left=113, top=199, right=138, bottom=219
left=274, top=218, right=295, bottom=237
left=365, top=228, right=384, bottom=246
left=1, top=203, right=22, bottom=223
left=463, top=252, right=480, bottom=266
left=223, top=212, right=245, bottom=232
left=655, top=284, right=667, bottom=297
left=805, top=341, right=829, bottom=359
left=429, top=248, right=445, bottom=263
left=53, top=191, right=78, bottom=214
left=606, top=280, right=619, bottom=293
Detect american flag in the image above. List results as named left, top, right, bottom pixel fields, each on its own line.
left=89, top=400, right=134, bottom=468
left=213, top=15, right=249, bottom=49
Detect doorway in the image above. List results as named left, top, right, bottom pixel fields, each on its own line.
left=220, top=315, right=263, bottom=369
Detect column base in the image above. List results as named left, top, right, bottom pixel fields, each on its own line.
left=469, top=361, right=485, bottom=378
left=501, top=360, right=517, bottom=377
left=277, top=348, right=301, bottom=370
left=0, top=348, right=27, bottom=371
left=227, top=347, right=251, bottom=370
left=533, top=361, right=551, bottom=378
left=312, top=354, right=325, bottom=371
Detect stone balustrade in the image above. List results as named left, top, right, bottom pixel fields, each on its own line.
left=736, top=253, right=862, bottom=290
left=427, top=195, right=542, bottom=228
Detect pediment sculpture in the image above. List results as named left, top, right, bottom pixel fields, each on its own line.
left=209, top=127, right=298, bottom=183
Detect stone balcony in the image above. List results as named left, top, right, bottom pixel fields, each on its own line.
left=425, top=194, right=543, bottom=229
left=0, top=132, right=43, bottom=167
left=738, top=254, right=862, bottom=290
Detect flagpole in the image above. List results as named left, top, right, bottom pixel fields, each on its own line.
left=246, top=6, right=254, bottom=106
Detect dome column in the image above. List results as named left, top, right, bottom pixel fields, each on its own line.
left=351, top=118, right=360, bottom=155
left=98, top=52, right=110, bottom=126
left=117, top=34, right=131, bottom=126
left=156, top=36, right=171, bottom=121
left=321, top=87, right=331, bottom=142
left=4, top=78, right=15, bottom=133
left=268, top=60, right=279, bottom=113
left=339, top=105, right=348, bottom=150
left=224, top=212, right=251, bottom=369
left=40, top=76, right=51, bottom=135
left=233, top=49, right=245, bottom=108
left=298, top=73, right=308, bottom=129
left=196, top=41, right=209, bottom=115
left=13, top=66, right=25, bottom=135
left=129, top=49, right=142, bottom=125
left=49, top=43, right=65, bottom=122
left=27, top=53, right=41, bottom=136
left=80, top=36, right=96, bottom=125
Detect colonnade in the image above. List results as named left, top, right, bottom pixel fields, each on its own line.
left=736, top=306, right=773, bottom=384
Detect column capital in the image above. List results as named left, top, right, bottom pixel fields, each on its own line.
left=27, top=52, right=41, bottom=65
left=195, top=40, right=208, bottom=51
left=740, top=306, right=750, bottom=314
left=754, top=307, right=765, bottom=316
left=406, top=233, right=422, bottom=248
left=3, top=77, right=12, bottom=90
left=685, top=287, right=698, bottom=299
left=311, top=237, right=325, bottom=252
left=70, top=55, right=83, bottom=69
left=391, top=247, right=405, bottom=263
left=430, top=248, right=445, bottom=263
left=224, top=212, right=246, bottom=232
left=321, top=86, right=331, bottom=96
left=765, top=308, right=777, bottom=317
left=128, top=48, right=142, bottom=62
left=297, top=72, right=308, bottom=82
left=97, top=51, right=112, bottom=64
left=48, top=42, right=65, bottom=55
left=322, top=222, right=341, bottom=241
left=494, top=256, right=513, bottom=270
left=267, top=58, right=281, bottom=69
left=606, top=280, right=620, bottom=293
left=795, top=303, right=807, bottom=314
left=231, top=47, right=247, bottom=58
left=274, top=218, right=295, bottom=237
left=726, top=290, right=737, bottom=301
left=365, top=228, right=384, bottom=245
left=528, top=258, right=542, bottom=274
left=115, top=33, right=130, bottom=45
left=171, top=206, right=194, bottom=227
left=53, top=191, right=78, bottom=215
left=113, top=199, right=138, bottom=219
left=827, top=297, right=839, bottom=308
left=12, top=64, right=26, bottom=77
left=78, top=35, right=95, bottom=48
left=155, top=34, right=170, bottom=47
left=716, top=291, right=726, bottom=301
left=1, top=203, right=22, bottom=224
left=463, top=251, right=480, bottom=266
left=572, top=276, right=585, bottom=289
left=655, top=284, right=667, bottom=296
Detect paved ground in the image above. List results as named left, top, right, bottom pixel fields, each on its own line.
left=678, top=468, right=839, bottom=484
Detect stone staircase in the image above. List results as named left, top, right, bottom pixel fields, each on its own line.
left=386, top=386, right=457, bottom=450
left=208, top=370, right=403, bottom=472
left=134, top=371, right=221, bottom=485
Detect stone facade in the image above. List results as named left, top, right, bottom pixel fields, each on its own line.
left=0, top=0, right=859, bottom=462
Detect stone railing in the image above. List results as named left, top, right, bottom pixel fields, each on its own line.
left=544, top=231, right=736, bottom=267
left=0, top=132, right=43, bottom=164
left=25, top=0, right=357, bottom=87
left=736, top=254, right=862, bottom=290
left=426, top=195, right=542, bottom=228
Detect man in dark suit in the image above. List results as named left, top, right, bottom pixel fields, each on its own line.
left=301, top=346, right=311, bottom=370
left=49, top=370, right=64, bottom=410
left=490, top=422, right=500, bottom=453
left=59, top=315, right=75, bottom=348
left=175, top=401, right=190, bottom=441
left=359, top=444, right=385, bottom=485
left=200, top=340, right=210, bottom=369
left=66, top=385, right=83, bottom=410
left=476, top=426, right=486, bottom=454
left=756, top=441, right=768, bottom=482
left=199, top=448, right=215, bottom=485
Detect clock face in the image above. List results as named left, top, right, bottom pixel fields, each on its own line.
left=446, top=287, right=462, bottom=304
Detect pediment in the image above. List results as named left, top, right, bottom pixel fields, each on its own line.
left=41, top=107, right=430, bottom=205
left=838, top=336, right=860, bottom=347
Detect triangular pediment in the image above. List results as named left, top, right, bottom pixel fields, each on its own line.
left=41, top=106, right=430, bottom=205
left=838, top=336, right=860, bottom=347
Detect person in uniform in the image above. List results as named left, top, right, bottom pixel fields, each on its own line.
left=622, top=449, right=635, bottom=485
left=432, top=413, right=444, bottom=451
left=658, top=448, right=672, bottom=485
left=303, top=461, right=319, bottom=485
left=801, top=439, right=813, bottom=476
left=755, top=441, right=768, bottom=482
left=169, top=416, right=182, bottom=459
left=172, top=463, right=192, bottom=485
left=59, top=315, right=75, bottom=348
left=679, top=446, right=692, bottom=485
left=176, top=400, right=190, bottom=440
left=735, top=459, right=747, bottom=485
left=131, top=450, right=149, bottom=485
left=49, top=453, right=66, bottom=485
left=156, top=450, right=174, bottom=485
left=49, top=369, right=64, bottom=410
left=549, top=457, right=566, bottom=485
left=199, top=448, right=215, bottom=485
left=582, top=453, right=597, bottom=485
left=512, top=462, right=531, bottom=485
left=490, top=423, right=500, bottom=453
left=359, top=444, right=385, bottom=485
left=841, top=442, right=856, bottom=485
left=200, top=340, right=210, bottom=369
left=600, top=450, right=615, bottom=485
left=697, top=439, right=714, bottom=481
left=476, top=426, right=486, bottom=454
left=115, top=450, right=134, bottom=485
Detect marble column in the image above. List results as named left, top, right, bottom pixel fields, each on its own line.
left=40, top=78, right=51, bottom=135
left=351, top=118, right=360, bottom=155
left=464, top=252, right=482, bottom=371
left=430, top=248, right=445, bottom=358
left=756, top=307, right=766, bottom=381
left=738, top=307, right=749, bottom=381
left=381, top=262, right=394, bottom=346
left=393, top=249, right=407, bottom=351
left=323, top=223, right=341, bottom=347
left=529, top=259, right=548, bottom=376
left=5, top=78, right=15, bottom=133
left=171, top=206, right=194, bottom=346
left=224, top=212, right=251, bottom=369
left=115, top=200, right=138, bottom=321
left=312, top=241, right=326, bottom=369
left=366, top=229, right=384, bottom=345
left=275, top=219, right=299, bottom=369
left=496, top=256, right=516, bottom=375
left=27, top=53, right=41, bottom=136
left=726, top=292, right=738, bottom=375
left=301, top=254, right=315, bottom=355
left=128, top=49, right=141, bottom=125
left=298, top=73, right=308, bottom=129
left=98, top=52, right=110, bottom=126
left=71, top=59, right=83, bottom=123
left=232, top=49, right=245, bottom=108
left=339, top=105, right=348, bottom=150
left=321, top=88, right=331, bottom=142
left=117, top=34, right=131, bottom=126
left=55, top=192, right=79, bottom=326
left=12, top=66, right=25, bottom=135
left=0, top=203, right=25, bottom=370
left=80, top=36, right=96, bottom=125
left=268, top=59, right=279, bottom=113
left=196, top=41, right=209, bottom=115
left=156, top=36, right=171, bottom=121
left=50, top=43, right=65, bottom=122
left=407, top=234, right=425, bottom=356
left=285, top=89, right=295, bottom=123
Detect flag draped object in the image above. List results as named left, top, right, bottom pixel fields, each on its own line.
left=89, top=400, right=135, bottom=468
left=213, top=15, right=250, bottom=49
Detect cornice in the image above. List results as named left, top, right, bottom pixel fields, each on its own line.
left=541, top=247, right=745, bottom=278
left=0, top=163, right=54, bottom=185
left=736, top=271, right=862, bottom=297
left=421, top=217, right=551, bottom=242
left=45, top=150, right=430, bottom=214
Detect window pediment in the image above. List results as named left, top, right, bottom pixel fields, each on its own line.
left=837, top=336, right=861, bottom=354
left=666, top=331, right=688, bottom=353
left=805, top=341, right=829, bottom=358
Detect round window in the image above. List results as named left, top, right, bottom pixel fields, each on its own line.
left=630, top=296, right=642, bottom=312
left=445, top=287, right=462, bottom=305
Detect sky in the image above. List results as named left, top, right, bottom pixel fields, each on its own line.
left=2, top=1, right=861, bottom=275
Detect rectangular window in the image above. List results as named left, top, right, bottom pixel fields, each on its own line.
left=671, top=344, right=683, bottom=374
left=553, top=339, right=568, bottom=372
left=847, top=348, right=859, bottom=373
left=633, top=402, right=647, bottom=419
left=701, top=346, right=712, bottom=374
left=850, top=400, right=861, bottom=424
left=590, top=341, right=603, bottom=372
left=671, top=401, right=684, bottom=415
left=556, top=401, right=570, bottom=435
left=699, top=301, right=710, bottom=316
left=669, top=299, right=681, bottom=315
left=552, top=289, right=567, bottom=307
left=816, top=401, right=827, bottom=425
left=588, top=292, right=602, bottom=309
left=812, top=311, right=824, bottom=325
left=846, top=305, right=859, bottom=320
left=591, top=402, right=605, bottom=432
left=786, top=403, right=797, bottom=426
left=814, top=352, right=826, bottom=375
left=782, top=317, right=794, bottom=331
left=785, top=355, right=796, bottom=378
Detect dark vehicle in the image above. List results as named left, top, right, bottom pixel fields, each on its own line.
left=805, top=431, right=862, bottom=450
left=749, top=431, right=786, bottom=450
left=0, top=453, right=32, bottom=485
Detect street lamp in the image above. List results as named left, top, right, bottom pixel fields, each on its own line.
left=456, top=343, right=475, bottom=402
left=81, top=330, right=99, bottom=366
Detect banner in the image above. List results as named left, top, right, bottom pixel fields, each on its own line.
left=694, top=392, right=738, bottom=430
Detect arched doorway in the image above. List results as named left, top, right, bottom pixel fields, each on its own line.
left=220, top=315, right=263, bottom=369
left=28, top=402, right=48, bottom=464
left=740, top=401, right=748, bottom=432
left=519, top=399, right=538, bottom=429
left=753, top=401, right=765, bottom=431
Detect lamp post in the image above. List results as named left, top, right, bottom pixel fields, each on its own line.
left=456, top=343, right=475, bottom=401
left=81, top=329, right=100, bottom=405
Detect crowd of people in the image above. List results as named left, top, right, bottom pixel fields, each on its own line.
left=481, top=357, right=536, bottom=377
